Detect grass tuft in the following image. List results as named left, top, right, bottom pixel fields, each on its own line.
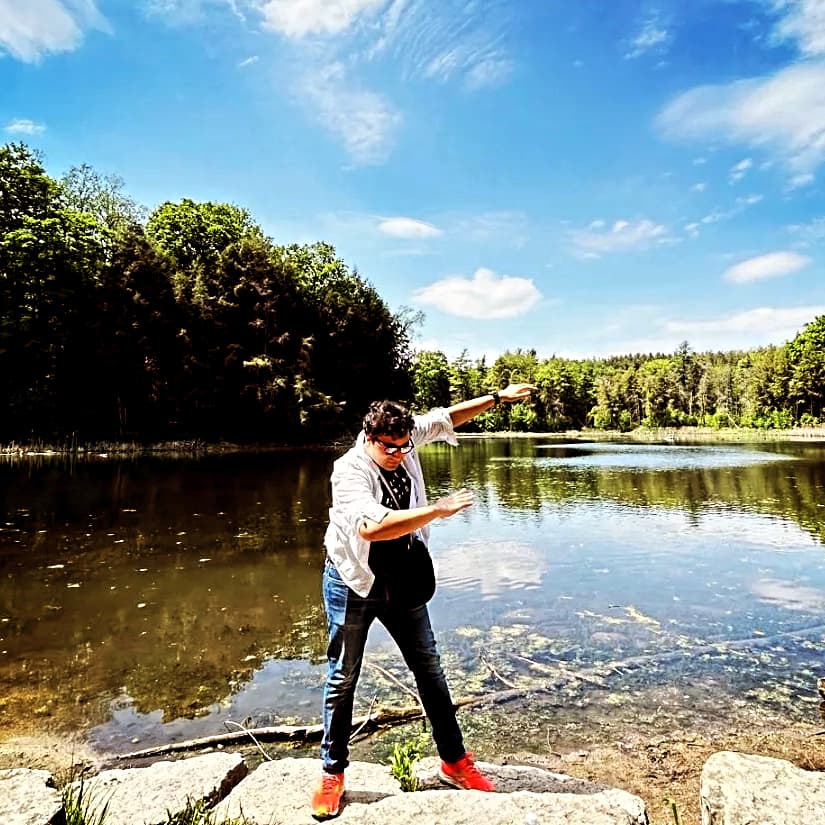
left=388, top=739, right=422, bottom=792
left=62, top=778, right=110, bottom=825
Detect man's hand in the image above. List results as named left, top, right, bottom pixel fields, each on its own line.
left=432, top=488, right=475, bottom=518
left=499, top=383, right=537, bottom=403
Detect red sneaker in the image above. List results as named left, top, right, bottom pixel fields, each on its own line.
left=439, top=752, right=496, bottom=791
left=311, top=772, right=345, bottom=818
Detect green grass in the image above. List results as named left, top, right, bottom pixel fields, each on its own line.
left=62, top=779, right=110, bottom=825
left=164, top=797, right=248, bottom=825
left=61, top=783, right=248, bottom=825
left=388, top=739, right=422, bottom=792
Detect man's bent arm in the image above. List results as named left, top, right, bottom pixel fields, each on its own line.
left=359, top=489, right=475, bottom=541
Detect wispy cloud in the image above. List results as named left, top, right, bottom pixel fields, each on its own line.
left=258, top=0, right=386, bottom=38
left=414, top=267, right=541, bottom=319
left=378, top=217, right=442, bottom=239
left=724, top=251, right=812, bottom=283
left=300, top=62, right=401, bottom=165
left=0, top=0, right=108, bottom=62
left=685, top=193, right=763, bottom=238
left=788, top=214, right=825, bottom=244
left=579, top=304, right=825, bottom=357
left=788, top=171, right=815, bottom=188
left=364, top=0, right=515, bottom=90
left=729, top=157, right=752, bottom=183
left=237, top=54, right=258, bottom=67
left=4, top=118, right=46, bottom=135
left=570, top=218, right=671, bottom=257
left=663, top=306, right=824, bottom=346
left=146, top=0, right=247, bottom=25
left=656, top=61, right=825, bottom=176
left=771, top=0, right=825, bottom=57
left=450, top=210, right=529, bottom=248
left=625, top=14, right=670, bottom=59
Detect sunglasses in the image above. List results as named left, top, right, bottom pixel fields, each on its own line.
left=374, top=437, right=415, bottom=456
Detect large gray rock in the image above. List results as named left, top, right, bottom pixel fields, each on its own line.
left=72, top=751, right=247, bottom=825
left=0, top=769, right=63, bottom=825
left=701, top=750, right=825, bottom=824
left=213, top=758, right=400, bottom=823
left=214, top=756, right=648, bottom=825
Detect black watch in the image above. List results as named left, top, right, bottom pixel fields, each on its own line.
left=491, top=391, right=501, bottom=406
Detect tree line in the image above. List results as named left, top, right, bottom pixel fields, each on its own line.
left=1, top=143, right=412, bottom=443
left=2, top=142, right=822, bottom=444
left=411, top=320, right=825, bottom=432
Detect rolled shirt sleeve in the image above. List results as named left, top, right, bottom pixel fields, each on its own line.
left=412, top=407, right=458, bottom=447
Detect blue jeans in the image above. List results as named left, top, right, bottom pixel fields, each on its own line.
left=320, top=559, right=465, bottom=774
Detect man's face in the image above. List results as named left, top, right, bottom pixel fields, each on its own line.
left=366, top=431, right=413, bottom=470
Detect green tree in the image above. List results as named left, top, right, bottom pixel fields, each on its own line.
left=788, top=315, right=825, bottom=421
left=0, top=144, right=107, bottom=438
left=411, top=350, right=451, bottom=411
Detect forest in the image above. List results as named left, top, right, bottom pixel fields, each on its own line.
left=1, top=142, right=823, bottom=444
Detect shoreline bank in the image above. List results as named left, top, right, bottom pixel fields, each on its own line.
left=2, top=425, right=824, bottom=458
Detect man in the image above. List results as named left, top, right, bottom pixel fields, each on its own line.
left=312, top=384, right=536, bottom=818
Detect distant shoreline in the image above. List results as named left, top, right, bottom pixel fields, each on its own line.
left=2, top=426, right=825, bottom=458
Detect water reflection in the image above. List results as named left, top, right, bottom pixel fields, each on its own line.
left=1, top=438, right=824, bottom=753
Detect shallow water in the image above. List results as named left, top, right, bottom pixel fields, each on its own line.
left=1, top=437, right=824, bottom=757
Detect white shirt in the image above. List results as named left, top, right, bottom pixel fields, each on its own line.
left=323, top=407, right=458, bottom=597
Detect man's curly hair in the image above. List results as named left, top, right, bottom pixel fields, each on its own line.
left=362, top=400, right=414, bottom=438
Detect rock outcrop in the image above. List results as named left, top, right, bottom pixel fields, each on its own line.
left=4, top=748, right=825, bottom=825
left=213, top=756, right=649, bottom=824
left=700, top=750, right=825, bottom=825
left=0, top=768, right=63, bottom=825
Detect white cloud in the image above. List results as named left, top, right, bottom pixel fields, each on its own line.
left=692, top=182, right=707, bottom=192
left=570, top=218, right=670, bottom=257
left=378, top=217, right=442, bottom=239
left=663, top=306, right=825, bottom=344
left=300, top=62, right=401, bottom=165
left=4, top=118, right=46, bottom=135
left=238, top=54, right=259, bottom=67
left=729, top=157, right=752, bottom=183
left=0, top=0, right=107, bottom=62
left=258, top=0, right=386, bottom=38
left=772, top=0, right=825, bottom=57
left=724, top=251, right=812, bottom=283
left=625, top=16, right=670, bottom=59
left=414, top=267, right=541, bottom=320
left=656, top=61, right=825, bottom=174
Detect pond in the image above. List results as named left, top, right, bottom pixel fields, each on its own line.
left=1, top=437, right=824, bottom=761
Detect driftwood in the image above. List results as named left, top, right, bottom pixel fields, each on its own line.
left=115, top=622, right=825, bottom=761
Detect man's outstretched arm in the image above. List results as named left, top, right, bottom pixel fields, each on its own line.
left=447, top=383, right=537, bottom=428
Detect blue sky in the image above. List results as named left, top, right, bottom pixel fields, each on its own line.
left=2, top=0, right=825, bottom=361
